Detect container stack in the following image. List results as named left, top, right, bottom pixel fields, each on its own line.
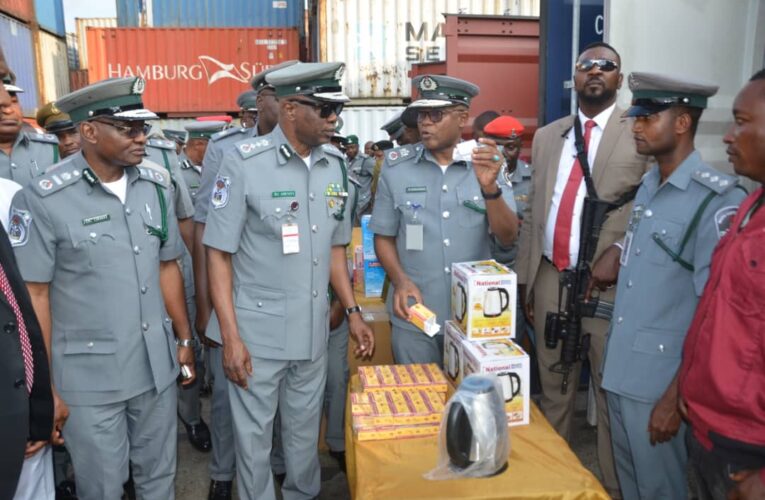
left=352, top=363, right=448, bottom=441
left=445, top=260, right=530, bottom=427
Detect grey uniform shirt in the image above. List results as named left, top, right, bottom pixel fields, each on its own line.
left=194, top=126, right=258, bottom=223
left=179, top=159, right=202, bottom=201
left=145, top=138, right=195, bottom=220
left=9, top=151, right=185, bottom=406
left=348, top=154, right=375, bottom=217
left=492, top=159, right=532, bottom=267
left=0, top=130, right=59, bottom=187
left=203, top=126, right=352, bottom=361
left=369, top=144, right=517, bottom=333
left=601, top=151, right=745, bottom=403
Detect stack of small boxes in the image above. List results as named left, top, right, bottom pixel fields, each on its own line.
left=351, top=363, right=448, bottom=441
left=445, top=260, right=530, bottom=427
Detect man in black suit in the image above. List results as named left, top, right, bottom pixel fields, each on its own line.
left=0, top=63, right=56, bottom=499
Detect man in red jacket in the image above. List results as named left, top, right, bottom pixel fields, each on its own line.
left=679, top=69, right=765, bottom=500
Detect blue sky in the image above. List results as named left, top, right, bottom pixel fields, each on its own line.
left=63, top=0, right=117, bottom=32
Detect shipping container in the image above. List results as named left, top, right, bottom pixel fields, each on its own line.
left=314, top=0, right=540, bottom=102
left=68, top=68, right=88, bottom=91
left=86, top=27, right=300, bottom=114
left=341, top=106, right=407, bottom=144
left=0, top=12, right=39, bottom=114
left=34, top=0, right=65, bottom=36
left=66, top=32, right=78, bottom=69
left=35, top=29, right=69, bottom=103
left=116, top=0, right=304, bottom=29
left=0, top=0, right=32, bottom=23
left=76, top=17, right=117, bottom=69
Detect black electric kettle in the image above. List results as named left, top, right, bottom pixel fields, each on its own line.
left=445, top=375, right=508, bottom=475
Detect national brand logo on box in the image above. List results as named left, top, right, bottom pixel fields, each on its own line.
left=475, top=279, right=512, bottom=287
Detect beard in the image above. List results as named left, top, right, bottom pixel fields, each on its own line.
left=578, top=86, right=617, bottom=108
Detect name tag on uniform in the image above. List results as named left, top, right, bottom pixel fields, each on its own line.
left=282, top=223, right=300, bottom=255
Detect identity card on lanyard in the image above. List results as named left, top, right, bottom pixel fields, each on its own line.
left=282, top=223, right=300, bottom=254
left=406, top=202, right=424, bottom=251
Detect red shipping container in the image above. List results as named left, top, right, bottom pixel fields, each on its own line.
left=86, top=27, right=300, bottom=114
left=0, top=0, right=33, bottom=23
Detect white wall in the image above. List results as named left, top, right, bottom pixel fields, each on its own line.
left=605, top=0, right=765, bottom=179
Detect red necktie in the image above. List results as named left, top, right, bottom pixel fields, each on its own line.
left=0, top=262, right=34, bottom=393
left=552, top=119, right=596, bottom=271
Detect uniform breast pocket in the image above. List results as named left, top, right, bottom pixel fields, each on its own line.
left=393, top=192, right=427, bottom=224
left=61, top=329, right=119, bottom=392
left=257, top=198, right=294, bottom=239
left=67, top=222, right=119, bottom=268
left=647, top=218, right=686, bottom=267
left=456, top=186, right=486, bottom=228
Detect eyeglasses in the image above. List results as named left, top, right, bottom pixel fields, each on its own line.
left=416, top=108, right=461, bottom=124
left=94, top=120, right=152, bottom=139
left=575, top=59, right=619, bottom=72
left=290, top=99, right=344, bottom=119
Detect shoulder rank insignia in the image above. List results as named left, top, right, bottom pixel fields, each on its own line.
left=691, top=168, right=737, bottom=194
left=237, top=137, right=272, bottom=159
left=147, top=137, right=175, bottom=150
left=212, top=127, right=246, bottom=142
left=33, top=164, right=82, bottom=196
left=385, top=145, right=414, bottom=167
left=29, top=132, right=58, bottom=145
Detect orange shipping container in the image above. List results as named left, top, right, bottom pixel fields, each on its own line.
left=0, top=0, right=33, bottom=23
left=86, top=27, right=300, bottom=114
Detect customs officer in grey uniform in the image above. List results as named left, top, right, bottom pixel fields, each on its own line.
left=237, top=90, right=259, bottom=129
left=36, top=102, right=81, bottom=160
left=193, top=62, right=298, bottom=500
left=598, top=73, right=746, bottom=500
left=370, top=75, right=519, bottom=366
left=204, top=62, right=375, bottom=500
left=0, top=80, right=59, bottom=186
left=180, top=120, right=227, bottom=202
left=9, top=77, right=196, bottom=500
left=345, top=134, right=376, bottom=222
left=381, top=109, right=420, bottom=146
left=163, top=129, right=186, bottom=155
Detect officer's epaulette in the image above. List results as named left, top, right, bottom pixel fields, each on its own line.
left=147, top=137, right=175, bottom=150
left=236, top=136, right=273, bottom=160
left=138, top=160, right=172, bottom=188
left=691, top=166, right=737, bottom=194
left=180, top=159, right=193, bottom=170
left=384, top=144, right=416, bottom=167
left=212, top=127, right=247, bottom=142
left=28, top=132, right=58, bottom=145
left=31, top=161, right=80, bottom=197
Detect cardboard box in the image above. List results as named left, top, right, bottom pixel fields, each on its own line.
left=361, top=214, right=386, bottom=298
left=443, top=321, right=466, bottom=386
left=358, top=363, right=448, bottom=394
left=451, top=260, right=516, bottom=339
left=350, top=387, right=445, bottom=426
left=352, top=422, right=441, bottom=442
left=462, top=338, right=530, bottom=427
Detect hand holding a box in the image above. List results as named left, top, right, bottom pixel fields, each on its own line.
left=393, top=277, right=424, bottom=321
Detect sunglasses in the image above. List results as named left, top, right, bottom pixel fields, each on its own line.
left=416, top=108, right=461, bottom=124
left=94, top=120, right=152, bottom=139
left=291, top=99, right=344, bottom=119
left=575, top=59, right=619, bottom=72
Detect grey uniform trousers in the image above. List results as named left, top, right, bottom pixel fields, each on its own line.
left=531, top=258, right=619, bottom=497
left=229, top=352, right=327, bottom=500
left=391, top=326, right=445, bottom=368
left=63, top=385, right=177, bottom=500
left=208, top=345, right=236, bottom=481
left=178, top=295, right=205, bottom=426
left=324, top=321, right=349, bottom=452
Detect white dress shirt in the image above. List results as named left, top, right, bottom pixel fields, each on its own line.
left=543, top=103, right=616, bottom=267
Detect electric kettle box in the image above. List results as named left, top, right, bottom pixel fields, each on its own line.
left=461, top=338, right=530, bottom=427
left=451, top=260, right=516, bottom=340
left=443, top=321, right=466, bottom=386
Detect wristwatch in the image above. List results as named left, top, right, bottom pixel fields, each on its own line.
left=176, top=338, right=196, bottom=347
left=345, top=305, right=362, bottom=316
left=481, top=186, right=503, bottom=200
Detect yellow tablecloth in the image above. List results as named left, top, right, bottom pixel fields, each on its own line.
left=345, top=376, right=609, bottom=500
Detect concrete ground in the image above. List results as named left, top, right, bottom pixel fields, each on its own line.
left=174, top=390, right=602, bottom=500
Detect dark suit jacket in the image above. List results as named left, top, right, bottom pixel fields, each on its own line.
left=0, top=228, right=53, bottom=499
left=516, top=107, right=651, bottom=294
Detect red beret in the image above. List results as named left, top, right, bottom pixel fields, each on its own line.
left=483, top=115, right=525, bottom=138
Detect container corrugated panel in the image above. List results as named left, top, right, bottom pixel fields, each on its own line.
left=35, top=30, right=70, bottom=103
left=0, top=13, right=39, bottom=114
left=76, top=17, right=117, bottom=69
left=116, top=0, right=142, bottom=27
left=68, top=68, right=88, bottom=91
left=87, top=27, right=300, bottom=113
left=318, top=0, right=540, bottom=101
left=66, top=32, right=78, bottom=69
left=341, top=106, right=407, bottom=144
left=0, top=0, right=33, bottom=23
left=34, top=0, right=65, bottom=36
left=152, top=0, right=304, bottom=29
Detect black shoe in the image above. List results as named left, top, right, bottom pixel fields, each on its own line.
left=208, top=479, right=233, bottom=500
left=184, top=418, right=212, bottom=452
left=55, top=480, right=77, bottom=500
left=329, top=450, right=346, bottom=473
left=274, top=473, right=286, bottom=487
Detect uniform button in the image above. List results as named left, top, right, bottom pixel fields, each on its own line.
left=165, top=317, right=171, bottom=323
left=473, top=195, right=480, bottom=202
left=312, top=290, right=318, bottom=297
left=658, top=344, right=665, bottom=353
left=311, top=225, right=318, bottom=233
left=90, top=232, right=97, bottom=239
left=140, top=286, right=148, bottom=294
left=257, top=302, right=263, bottom=308
left=142, top=322, right=149, bottom=331
left=635, top=248, right=641, bottom=256
left=444, top=267, right=450, bottom=273
left=442, top=184, right=448, bottom=192
left=617, top=316, right=623, bottom=324
left=125, top=207, right=132, bottom=215
left=442, top=211, right=450, bottom=219
left=133, top=246, right=140, bottom=254
left=10, top=162, right=16, bottom=168
left=4, top=321, right=16, bottom=333
left=645, top=209, right=653, bottom=218
left=627, top=280, right=633, bottom=288
left=660, top=229, right=667, bottom=235
left=275, top=207, right=282, bottom=214
left=443, top=238, right=450, bottom=247
left=313, top=258, right=319, bottom=265
left=710, top=176, right=719, bottom=183
left=87, top=342, right=94, bottom=348
left=309, top=192, right=315, bottom=201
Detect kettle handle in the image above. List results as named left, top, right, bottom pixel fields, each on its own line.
left=499, top=288, right=510, bottom=311
left=445, top=401, right=473, bottom=469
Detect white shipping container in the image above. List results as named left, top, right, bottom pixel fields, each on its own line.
left=339, top=106, right=406, bottom=144
left=318, top=0, right=540, bottom=101
left=35, top=30, right=70, bottom=105
left=75, top=17, right=117, bottom=69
